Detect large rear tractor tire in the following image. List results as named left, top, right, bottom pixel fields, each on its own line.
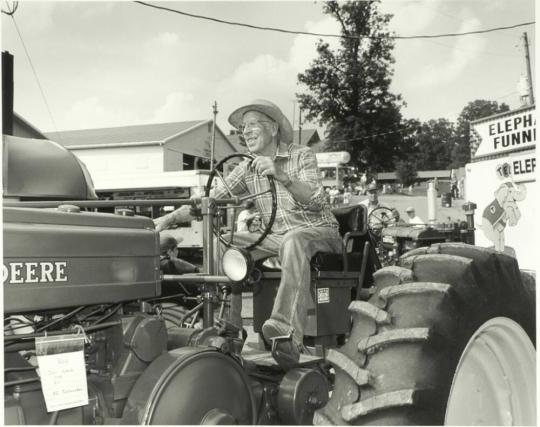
left=315, top=243, right=536, bottom=425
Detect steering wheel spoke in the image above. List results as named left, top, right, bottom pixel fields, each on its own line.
left=212, top=168, right=235, bottom=198
left=239, top=189, right=273, bottom=201
left=368, top=207, right=395, bottom=236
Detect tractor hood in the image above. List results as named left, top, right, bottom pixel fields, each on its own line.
left=3, top=134, right=98, bottom=200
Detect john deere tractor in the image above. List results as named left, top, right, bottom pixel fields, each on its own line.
left=3, top=137, right=536, bottom=425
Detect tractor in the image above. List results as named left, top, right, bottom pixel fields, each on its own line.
left=3, top=136, right=536, bottom=425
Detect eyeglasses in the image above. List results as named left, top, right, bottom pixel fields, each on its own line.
left=239, top=120, right=272, bottom=134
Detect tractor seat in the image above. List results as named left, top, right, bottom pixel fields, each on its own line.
left=257, top=204, right=368, bottom=272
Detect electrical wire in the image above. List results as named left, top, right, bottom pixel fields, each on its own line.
left=324, top=125, right=416, bottom=145
left=134, top=1, right=534, bottom=40
left=8, top=15, right=62, bottom=141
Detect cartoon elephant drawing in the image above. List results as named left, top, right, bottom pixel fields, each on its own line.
left=481, top=181, right=527, bottom=252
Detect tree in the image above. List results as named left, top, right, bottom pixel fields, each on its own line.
left=395, top=159, right=418, bottom=187
left=451, top=100, right=510, bottom=167
left=297, top=1, right=404, bottom=174
left=413, top=119, right=455, bottom=170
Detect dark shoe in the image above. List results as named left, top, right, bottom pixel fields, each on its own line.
left=262, top=321, right=300, bottom=370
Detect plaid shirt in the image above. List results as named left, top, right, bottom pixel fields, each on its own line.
left=214, top=143, right=338, bottom=235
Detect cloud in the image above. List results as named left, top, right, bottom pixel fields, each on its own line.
left=7, top=1, right=57, bottom=34
left=405, top=17, right=487, bottom=88
left=62, top=96, right=135, bottom=130
left=289, top=16, right=341, bottom=72
left=156, top=32, right=180, bottom=46
left=380, top=1, right=439, bottom=35
left=214, top=16, right=341, bottom=132
left=151, top=91, right=206, bottom=123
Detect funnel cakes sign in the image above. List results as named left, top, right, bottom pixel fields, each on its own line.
left=470, top=106, right=536, bottom=158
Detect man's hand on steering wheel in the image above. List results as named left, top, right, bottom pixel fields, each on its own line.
left=251, top=156, right=288, bottom=183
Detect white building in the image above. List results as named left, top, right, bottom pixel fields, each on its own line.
left=45, top=120, right=237, bottom=177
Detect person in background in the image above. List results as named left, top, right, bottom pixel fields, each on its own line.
left=159, top=233, right=199, bottom=275
left=236, top=199, right=258, bottom=232
left=343, top=186, right=352, bottom=205
left=433, top=177, right=440, bottom=197
left=458, top=177, right=465, bottom=199
left=405, top=207, right=424, bottom=226
left=329, top=185, right=339, bottom=207
left=389, top=208, right=405, bottom=225
left=359, top=182, right=381, bottom=214
left=246, top=214, right=263, bottom=233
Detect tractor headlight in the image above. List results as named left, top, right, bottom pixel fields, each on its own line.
left=222, top=248, right=254, bottom=283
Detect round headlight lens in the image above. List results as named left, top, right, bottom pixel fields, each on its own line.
left=222, top=248, right=253, bottom=282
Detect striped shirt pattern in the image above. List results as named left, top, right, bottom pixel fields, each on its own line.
left=214, top=143, right=338, bottom=235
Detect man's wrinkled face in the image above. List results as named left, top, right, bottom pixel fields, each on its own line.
left=241, top=111, right=277, bottom=155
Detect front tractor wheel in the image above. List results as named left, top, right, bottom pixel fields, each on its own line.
left=315, top=243, right=536, bottom=426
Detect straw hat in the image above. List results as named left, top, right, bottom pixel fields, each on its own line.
left=228, top=99, right=293, bottom=144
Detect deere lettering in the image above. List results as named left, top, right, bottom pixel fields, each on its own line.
left=3, top=262, right=68, bottom=284
left=489, top=113, right=536, bottom=150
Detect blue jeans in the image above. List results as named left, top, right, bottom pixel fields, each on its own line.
left=221, top=226, right=342, bottom=345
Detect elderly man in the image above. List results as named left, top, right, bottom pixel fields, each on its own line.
left=154, top=99, right=341, bottom=369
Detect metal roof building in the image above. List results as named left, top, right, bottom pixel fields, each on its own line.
left=45, top=120, right=237, bottom=177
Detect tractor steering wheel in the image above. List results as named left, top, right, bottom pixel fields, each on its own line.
left=204, top=153, right=277, bottom=251
left=367, top=206, right=396, bottom=236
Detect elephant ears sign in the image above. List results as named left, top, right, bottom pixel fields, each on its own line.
left=466, top=106, right=536, bottom=269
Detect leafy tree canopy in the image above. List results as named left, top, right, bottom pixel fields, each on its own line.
left=297, top=1, right=405, bottom=174
left=451, top=99, right=510, bottom=167
left=395, top=159, right=418, bottom=187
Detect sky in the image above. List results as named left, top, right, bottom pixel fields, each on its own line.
left=1, top=0, right=536, bottom=137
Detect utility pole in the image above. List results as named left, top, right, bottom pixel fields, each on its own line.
left=2, top=51, right=14, bottom=135
left=298, top=107, right=302, bottom=144
left=210, top=101, right=218, bottom=168
left=521, top=32, right=535, bottom=106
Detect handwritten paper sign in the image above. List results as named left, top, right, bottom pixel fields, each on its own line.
left=35, top=334, right=88, bottom=412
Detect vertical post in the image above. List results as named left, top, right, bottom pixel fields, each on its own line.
left=298, top=108, right=302, bottom=144
left=201, top=197, right=215, bottom=328
left=427, top=182, right=437, bottom=224
left=2, top=51, right=14, bottom=135
left=210, top=101, right=218, bottom=168
left=522, top=32, right=535, bottom=106
left=291, top=100, right=296, bottom=130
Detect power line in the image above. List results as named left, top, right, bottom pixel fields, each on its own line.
left=324, top=126, right=416, bottom=145
left=9, top=15, right=62, bottom=140
left=134, top=1, right=534, bottom=41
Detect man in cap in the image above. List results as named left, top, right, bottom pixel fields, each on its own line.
left=154, top=99, right=341, bottom=369
left=405, top=207, right=424, bottom=226
left=359, top=182, right=381, bottom=214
